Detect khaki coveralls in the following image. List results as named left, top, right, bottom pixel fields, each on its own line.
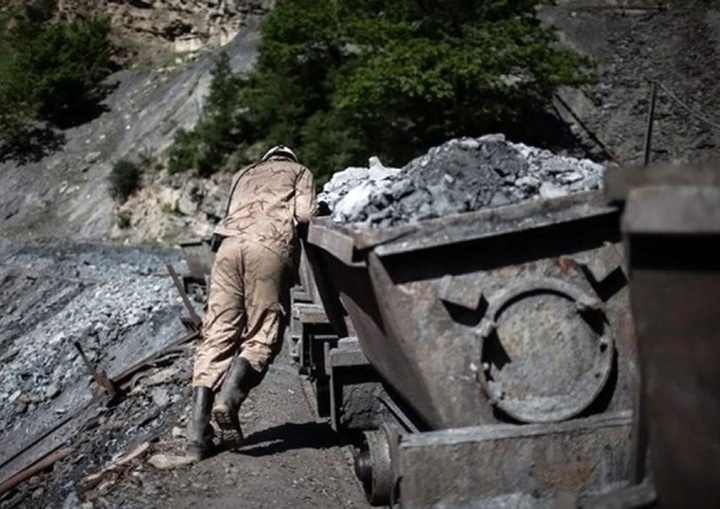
left=193, top=159, right=317, bottom=390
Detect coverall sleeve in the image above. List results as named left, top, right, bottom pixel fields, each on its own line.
left=294, top=167, right=318, bottom=223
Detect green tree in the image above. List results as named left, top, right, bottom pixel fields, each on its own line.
left=169, top=0, right=595, bottom=181
left=0, top=3, right=114, bottom=141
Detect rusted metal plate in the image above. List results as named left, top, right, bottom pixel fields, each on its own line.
left=307, top=194, right=636, bottom=430
left=369, top=213, right=631, bottom=429
left=622, top=186, right=720, bottom=234
left=605, top=164, right=720, bottom=203
left=297, top=244, right=322, bottom=304
left=308, top=222, right=360, bottom=266
left=620, top=179, right=720, bottom=507
left=397, top=412, right=633, bottom=508
left=345, top=192, right=607, bottom=254
left=372, top=192, right=614, bottom=257
left=477, top=277, right=614, bottom=423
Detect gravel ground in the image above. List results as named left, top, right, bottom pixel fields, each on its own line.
left=0, top=238, right=367, bottom=509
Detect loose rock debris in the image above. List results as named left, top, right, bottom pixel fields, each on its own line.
left=320, top=134, right=605, bottom=226
left=0, top=239, right=367, bottom=509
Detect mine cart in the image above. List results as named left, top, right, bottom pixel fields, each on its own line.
left=581, top=165, right=720, bottom=509
left=301, top=191, right=638, bottom=507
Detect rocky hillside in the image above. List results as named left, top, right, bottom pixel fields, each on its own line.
left=544, top=0, right=720, bottom=166
left=100, top=0, right=720, bottom=244
left=1, top=0, right=719, bottom=244
left=0, top=16, right=260, bottom=241
left=3, top=0, right=272, bottom=60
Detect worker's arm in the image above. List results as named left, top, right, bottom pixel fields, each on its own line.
left=294, top=167, right=318, bottom=224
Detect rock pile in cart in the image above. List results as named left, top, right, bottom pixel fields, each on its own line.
left=319, top=134, right=605, bottom=227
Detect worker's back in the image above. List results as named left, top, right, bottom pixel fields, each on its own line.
left=215, top=158, right=317, bottom=260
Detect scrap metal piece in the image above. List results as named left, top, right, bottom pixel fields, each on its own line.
left=166, top=263, right=202, bottom=329
left=112, top=330, right=199, bottom=392
left=73, top=341, right=118, bottom=399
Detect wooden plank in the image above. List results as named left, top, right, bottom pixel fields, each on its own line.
left=0, top=401, right=92, bottom=490
left=0, top=448, right=73, bottom=497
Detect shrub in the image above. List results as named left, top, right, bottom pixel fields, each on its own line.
left=116, top=209, right=132, bottom=229
left=108, top=159, right=143, bottom=203
left=0, top=5, right=114, bottom=141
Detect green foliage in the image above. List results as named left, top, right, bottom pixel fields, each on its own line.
left=169, top=0, right=595, bottom=180
left=108, top=158, right=143, bottom=203
left=0, top=2, right=114, bottom=141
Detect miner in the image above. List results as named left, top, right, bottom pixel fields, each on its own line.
left=188, top=145, right=318, bottom=460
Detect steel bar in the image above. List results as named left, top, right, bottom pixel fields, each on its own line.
left=643, top=81, right=657, bottom=166
left=166, top=263, right=202, bottom=328
left=73, top=341, right=117, bottom=398
left=377, top=392, right=419, bottom=434
left=553, top=93, right=623, bottom=165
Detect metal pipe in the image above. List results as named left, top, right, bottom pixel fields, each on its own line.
left=643, top=81, right=658, bottom=166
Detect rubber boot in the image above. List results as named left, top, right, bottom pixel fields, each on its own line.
left=187, top=387, right=215, bottom=461
left=212, top=356, right=259, bottom=449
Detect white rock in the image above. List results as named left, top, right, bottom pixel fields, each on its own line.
left=539, top=182, right=570, bottom=199
left=148, top=454, right=194, bottom=470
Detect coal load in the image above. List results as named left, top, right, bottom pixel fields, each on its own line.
left=319, top=134, right=604, bottom=227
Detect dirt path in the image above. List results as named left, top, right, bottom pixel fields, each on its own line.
left=133, top=360, right=369, bottom=509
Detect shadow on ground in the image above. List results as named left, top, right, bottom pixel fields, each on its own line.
left=0, top=81, right=119, bottom=165
left=0, top=126, right=67, bottom=165
left=239, top=421, right=352, bottom=457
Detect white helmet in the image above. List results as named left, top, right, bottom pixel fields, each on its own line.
left=261, top=145, right=298, bottom=163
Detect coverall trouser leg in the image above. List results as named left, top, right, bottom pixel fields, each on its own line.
left=192, top=237, right=289, bottom=390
